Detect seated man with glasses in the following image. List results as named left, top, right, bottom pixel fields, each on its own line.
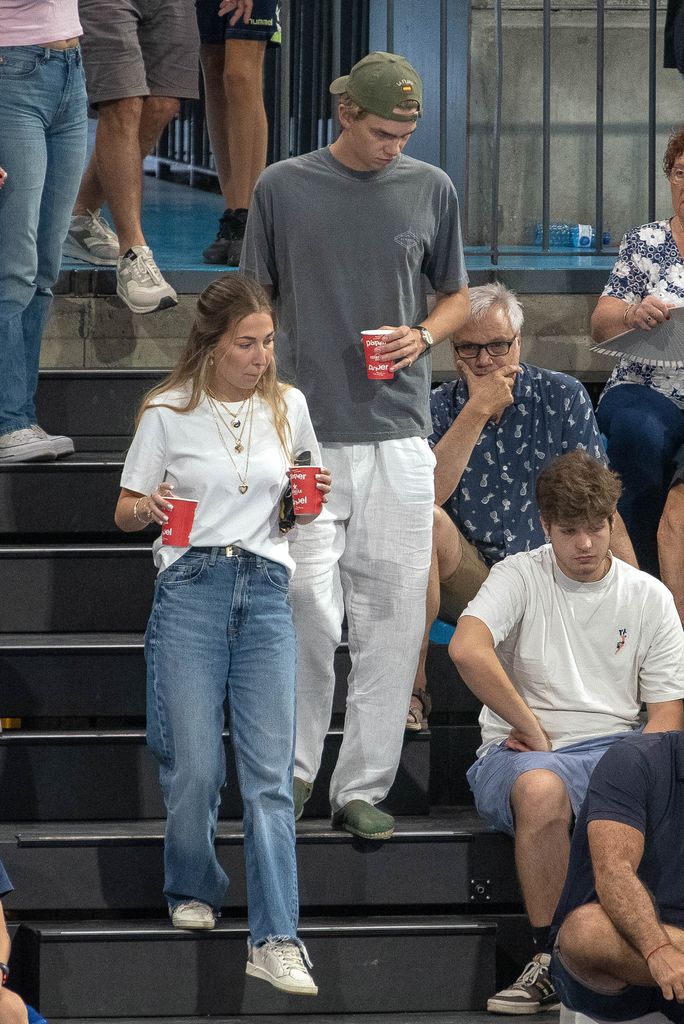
left=408, top=282, right=637, bottom=733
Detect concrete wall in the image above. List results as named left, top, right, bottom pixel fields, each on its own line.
left=468, top=0, right=683, bottom=246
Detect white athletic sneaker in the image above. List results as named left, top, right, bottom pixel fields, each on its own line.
left=31, top=425, right=74, bottom=458
left=246, top=939, right=318, bottom=996
left=116, top=246, right=177, bottom=314
left=169, top=900, right=215, bottom=930
left=0, top=427, right=56, bottom=463
left=63, top=209, right=119, bottom=266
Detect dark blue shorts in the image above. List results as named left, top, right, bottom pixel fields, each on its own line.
left=551, top=947, right=684, bottom=1023
left=196, top=0, right=280, bottom=45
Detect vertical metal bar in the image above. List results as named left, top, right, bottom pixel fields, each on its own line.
left=542, top=0, right=551, bottom=251
left=490, top=0, right=503, bottom=265
left=386, top=0, right=394, bottom=52
left=278, top=0, right=292, bottom=161
left=595, top=0, right=605, bottom=253
left=440, top=0, right=447, bottom=171
left=648, top=0, right=657, bottom=221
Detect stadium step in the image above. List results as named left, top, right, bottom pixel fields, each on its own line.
left=10, top=915, right=496, bottom=1017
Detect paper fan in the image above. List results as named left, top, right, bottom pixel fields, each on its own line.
left=590, top=304, right=684, bottom=368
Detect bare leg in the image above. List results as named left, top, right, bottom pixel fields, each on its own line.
left=412, top=507, right=467, bottom=693
left=73, top=95, right=179, bottom=253
left=0, top=988, right=28, bottom=1024
left=559, top=902, right=684, bottom=990
left=510, top=769, right=573, bottom=927
left=200, top=38, right=267, bottom=209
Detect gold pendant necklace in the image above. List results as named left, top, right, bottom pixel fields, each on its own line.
left=208, top=395, right=254, bottom=493
left=207, top=394, right=250, bottom=453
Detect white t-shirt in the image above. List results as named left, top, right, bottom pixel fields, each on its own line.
left=120, top=385, right=321, bottom=575
left=461, top=545, right=684, bottom=757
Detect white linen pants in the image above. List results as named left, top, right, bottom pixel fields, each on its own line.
left=289, top=437, right=435, bottom=812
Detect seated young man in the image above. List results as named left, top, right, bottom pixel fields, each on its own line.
left=450, top=450, right=684, bottom=1015
left=408, top=282, right=636, bottom=731
left=550, top=729, right=684, bottom=1024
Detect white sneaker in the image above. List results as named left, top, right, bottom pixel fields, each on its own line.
left=0, top=427, right=56, bottom=463
left=31, top=425, right=74, bottom=458
left=169, top=900, right=215, bottom=930
left=246, top=939, right=318, bottom=996
left=63, top=209, right=119, bottom=266
left=116, top=246, right=177, bottom=314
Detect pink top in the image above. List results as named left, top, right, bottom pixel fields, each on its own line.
left=0, top=0, right=81, bottom=47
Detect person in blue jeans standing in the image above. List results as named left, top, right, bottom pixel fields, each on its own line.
left=0, top=0, right=87, bottom=462
left=115, top=274, right=330, bottom=996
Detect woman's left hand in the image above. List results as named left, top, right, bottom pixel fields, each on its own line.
left=316, top=467, right=332, bottom=503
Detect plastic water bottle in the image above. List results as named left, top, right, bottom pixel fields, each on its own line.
left=534, top=223, right=611, bottom=247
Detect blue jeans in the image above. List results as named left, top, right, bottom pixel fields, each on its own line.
left=597, top=383, right=684, bottom=576
left=0, top=46, right=87, bottom=434
left=145, top=547, right=300, bottom=945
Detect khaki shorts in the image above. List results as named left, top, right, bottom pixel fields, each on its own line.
left=79, top=0, right=200, bottom=105
left=438, top=527, right=489, bottom=625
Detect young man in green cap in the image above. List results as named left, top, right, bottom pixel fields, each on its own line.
left=241, top=52, right=470, bottom=840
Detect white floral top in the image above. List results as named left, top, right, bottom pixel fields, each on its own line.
left=600, top=219, right=684, bottom=409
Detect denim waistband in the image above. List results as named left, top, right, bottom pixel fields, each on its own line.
left=0, top=45, right=82, bottom=64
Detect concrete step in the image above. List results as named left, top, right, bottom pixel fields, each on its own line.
left=0, top=728, right=429, bottom=822
left=10, top=915, right=496, bottom=1017
left=0, top=812, right=519, bottom=913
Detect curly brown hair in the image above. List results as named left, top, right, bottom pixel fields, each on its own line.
left=535, top=450, right=622, bottom=527
left=663, top=126, right=684, bottom=177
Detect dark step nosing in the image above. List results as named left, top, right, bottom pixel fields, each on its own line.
left=0, top=635, right=348, bottom=652
left=0, top=726, right=426, bottom=744
left=24, top=918, right=497, bottom=941
left=0, top=545, right=150, bottom=556
left=16, top=828, right=472, bottom=848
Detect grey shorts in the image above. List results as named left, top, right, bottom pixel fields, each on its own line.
left=79, top=0, right=200, bottom=105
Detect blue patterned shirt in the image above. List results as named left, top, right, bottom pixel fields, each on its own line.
left=430, top=364, right=606, bottom=564
left=601, top=219, right=684, bottom=409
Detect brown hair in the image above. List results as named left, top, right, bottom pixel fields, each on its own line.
left=663, top=126, right=684, bottom=177
left=137, top=274, right=292, bottom=457
left=535, top=450, right=622, bottom=527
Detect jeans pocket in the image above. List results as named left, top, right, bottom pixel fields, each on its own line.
left=158, top=551, right=208, bottom=586
left=260, top=559, right=290, bottom=593
left=0, top=52, right=41, bottom=78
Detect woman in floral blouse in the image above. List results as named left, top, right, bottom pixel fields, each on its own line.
left=591, top=127, right=684, bottom=574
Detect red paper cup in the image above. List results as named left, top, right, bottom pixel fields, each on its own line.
left=362, top=329, right=395, bottom=380
left=289, top=466, right=322, bottom=515
left=161, top=497, right=198, bottom=546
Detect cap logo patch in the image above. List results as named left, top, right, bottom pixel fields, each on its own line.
left=399, top=79, right=414, bottom=93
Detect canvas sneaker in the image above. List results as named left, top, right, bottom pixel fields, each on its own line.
left=246, top=939, right=318, bottom=996
left=169, top=900, right=215, bottom=930
left=116, top=246, right=177, bottom=314
left=63, top=209, right=119, bottom=265
left=31, top=425, right=74, bottom=459
left=487, top=952, right=561, bottom=1014
left=202, top=208, right=248, bottom=266
left=0, top=427, right=56, bottom=463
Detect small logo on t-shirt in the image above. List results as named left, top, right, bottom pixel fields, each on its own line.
left=615, top=628, right=627, bottom=654
left=394, top=230, right=420, bottom=251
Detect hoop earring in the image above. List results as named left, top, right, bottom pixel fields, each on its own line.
left=208, top=356, right=214, bottom=366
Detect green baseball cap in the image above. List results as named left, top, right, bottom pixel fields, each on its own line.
left=329, top=51, right=422, bottom=122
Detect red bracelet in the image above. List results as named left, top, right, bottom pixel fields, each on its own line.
left=645, top=942, right=671, bottom=962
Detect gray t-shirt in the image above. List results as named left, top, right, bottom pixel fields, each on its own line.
left=240, top=147, right=468, bottom=443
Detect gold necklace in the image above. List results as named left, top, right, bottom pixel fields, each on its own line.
left=208, top=395, right=254, bottom=493
left=207, top=394, right=250, bottom=453
left=206, top=387, right=249, bottom=427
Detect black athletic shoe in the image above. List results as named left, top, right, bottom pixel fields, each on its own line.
left=202, top=208, right=248, bottom=266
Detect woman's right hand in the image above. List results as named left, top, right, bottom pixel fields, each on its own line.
left=146, top=482, right=175, bottom=525
left=626, top=296, right=672, bottom=331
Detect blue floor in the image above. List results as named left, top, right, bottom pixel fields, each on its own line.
left=61, top=172, right=615, bottom=291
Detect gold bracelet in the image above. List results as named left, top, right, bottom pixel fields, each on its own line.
left=133, top=496, right=152, bottom=524
left=623, top=302, right=637, bottom=327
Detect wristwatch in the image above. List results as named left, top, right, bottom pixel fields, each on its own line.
left=0, top=962, right=9, bottom=985
left=412, top=325, right=434, bottom=353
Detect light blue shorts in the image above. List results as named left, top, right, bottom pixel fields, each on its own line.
left=466, top=731, right=639, bottom=838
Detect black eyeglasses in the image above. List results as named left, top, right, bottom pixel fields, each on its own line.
left=453, top=336, right=518, bottom=359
